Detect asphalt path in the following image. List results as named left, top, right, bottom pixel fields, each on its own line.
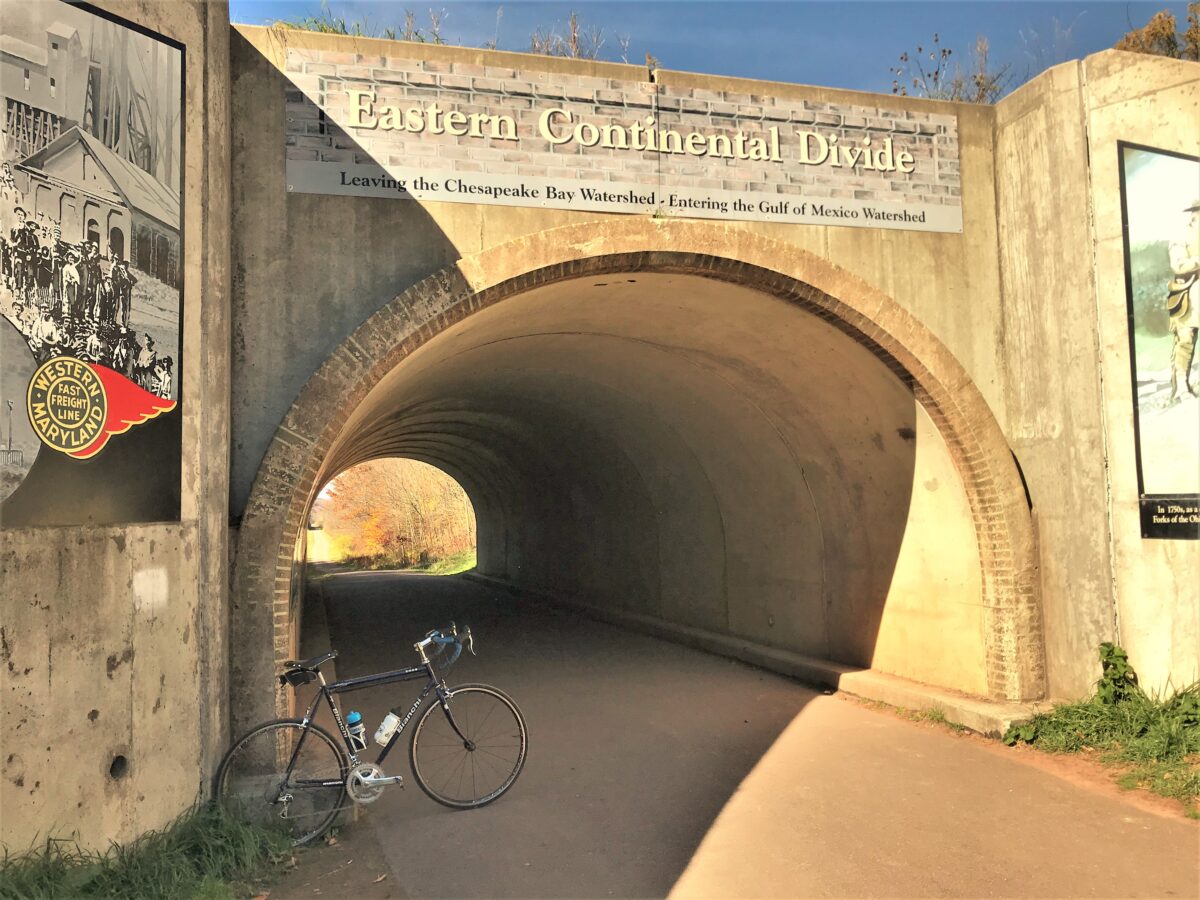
left=270, top=572, right=1199, bottom=899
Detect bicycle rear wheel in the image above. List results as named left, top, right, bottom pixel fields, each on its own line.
left=215, top=719, right=348, bottom=845
left=409, top=683, right=527, bottom=809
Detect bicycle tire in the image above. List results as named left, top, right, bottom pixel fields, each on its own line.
left=409, top=683, right=527, bottom=809
left=215, top=718, right=348, bottom=845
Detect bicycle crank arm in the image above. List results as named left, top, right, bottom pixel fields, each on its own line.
left=356, top=773, right=404, bottom=787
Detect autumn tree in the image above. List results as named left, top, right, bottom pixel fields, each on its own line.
left=313, top=458, right=476, bottom=570
left=1114, top=2, right=1199, bottom=60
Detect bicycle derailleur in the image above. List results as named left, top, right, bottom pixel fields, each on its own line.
left=345, top=763, right=403, bottom=805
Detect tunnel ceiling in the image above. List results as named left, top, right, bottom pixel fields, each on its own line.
left=313, top=272, right=979, bottom=672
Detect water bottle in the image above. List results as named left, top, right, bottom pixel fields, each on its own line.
left=374, top=711, right=401, bottom=747
left=346, top=710, right=367, bottom=751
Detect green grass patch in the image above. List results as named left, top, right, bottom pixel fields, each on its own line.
left=0, top=803, right=292, bottom=900
left=412, top=548, right=476, bottom=575
left=333, top=548, right=477, bottom=576
left=1003, top=643, right=1200, bottom=811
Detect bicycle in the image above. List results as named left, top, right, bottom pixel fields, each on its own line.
left=214, top=624, right=527, bottom=845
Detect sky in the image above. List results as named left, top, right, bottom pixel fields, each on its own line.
left=228, top=0, right=1190, bottom=95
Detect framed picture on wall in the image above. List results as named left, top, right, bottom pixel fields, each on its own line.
left=0, top=0, right=184, bottom=526
left=1117, top=141, right=1200, bottom=540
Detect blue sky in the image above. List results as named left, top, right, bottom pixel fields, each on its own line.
left=228, top=1, right=1189, bottom=95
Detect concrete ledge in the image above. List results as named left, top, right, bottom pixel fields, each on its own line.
left=463, top=572, right=1040, bottom=737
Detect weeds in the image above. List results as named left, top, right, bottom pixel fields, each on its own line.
left=1003, top=644, right=1200, bottom=810
left=0, top=803, right=291, bottom=900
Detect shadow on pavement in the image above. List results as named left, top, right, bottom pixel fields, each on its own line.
left=279, top=568, right=818, bottom=899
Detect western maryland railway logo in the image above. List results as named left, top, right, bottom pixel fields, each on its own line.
left=27, top=357, right=175, bottom=459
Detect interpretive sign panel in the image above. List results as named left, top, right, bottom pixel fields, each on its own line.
left=282, top=49, right=962, bottom=233
left=0, top=1, right=183, bottom=525
left=1117, top=142, right=1200, bottom=540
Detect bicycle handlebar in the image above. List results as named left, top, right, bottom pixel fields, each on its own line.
left=413, top=622, right=475, bottom=667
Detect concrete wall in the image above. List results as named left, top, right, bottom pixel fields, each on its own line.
left=993, top=61, right=1115, bottom=699
left=1, top=1, right=231, bottom=851
left=994, top=51, right=1200, bottom=697
left=1084, top=52, right=1200, bottom=693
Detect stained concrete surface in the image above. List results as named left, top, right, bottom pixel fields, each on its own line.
left=268, top=571, right=1198, bottom=899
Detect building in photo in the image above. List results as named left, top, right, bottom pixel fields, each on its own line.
left=17, top=125, right=180, bottom=281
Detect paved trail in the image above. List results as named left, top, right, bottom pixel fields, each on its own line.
left=269, top=572, right=1198, bottom=899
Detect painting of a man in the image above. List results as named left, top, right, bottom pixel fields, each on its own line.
left=1166, top=199, right=1200, bottom=405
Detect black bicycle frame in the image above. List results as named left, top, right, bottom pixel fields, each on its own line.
left=295, top=660, right=465, bottom=773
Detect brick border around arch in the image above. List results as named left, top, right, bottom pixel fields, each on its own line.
left=232, top=219, right=1045, bottom=729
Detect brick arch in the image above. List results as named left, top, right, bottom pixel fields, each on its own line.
left=233, top=219, right=1044, bottom=727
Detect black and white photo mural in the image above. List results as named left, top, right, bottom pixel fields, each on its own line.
left=0, top=1, right=183, bottom=525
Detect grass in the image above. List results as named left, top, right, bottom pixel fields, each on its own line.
left=1004, top=644, right=1200, bottom=813
left=0, top=803, right=292, bottom=900
left=330, top=548, right=477, bottom=576
left=412, top=548, right=476, bottom=575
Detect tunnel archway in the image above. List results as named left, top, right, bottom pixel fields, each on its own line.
left=233, top=220, right=1044, bottom=733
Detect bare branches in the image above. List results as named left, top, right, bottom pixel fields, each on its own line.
left=530, top=11, right=606, bottom=59
left=891, top=33, right=1012, bottom=104
left=271, top=2, right=447, bottom=44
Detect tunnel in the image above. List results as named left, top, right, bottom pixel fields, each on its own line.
left=233, top=225, right=1045, bottom=735
left=306, top=273, right=984, bottom=691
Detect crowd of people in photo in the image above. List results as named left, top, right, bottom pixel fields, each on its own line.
left=0, top=164, right=174, bottom=399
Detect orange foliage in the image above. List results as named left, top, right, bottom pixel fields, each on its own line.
left=1115, top=3, right=1199, bottom=60
left=313, top=458, right=476, bottom=567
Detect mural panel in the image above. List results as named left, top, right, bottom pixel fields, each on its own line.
left=1118, top=142, right=1200, bottom=540
left=0, top=1, right=183, bottom=525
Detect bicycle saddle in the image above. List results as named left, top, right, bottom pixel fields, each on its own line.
left=282, top=650, right=338, bottom=671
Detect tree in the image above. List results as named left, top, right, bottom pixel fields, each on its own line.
left=1114, top=2, right=1199, bottom=60
left=314, top=458, right=476, bottom=569
left=891, top=33, right=1013, bottom=104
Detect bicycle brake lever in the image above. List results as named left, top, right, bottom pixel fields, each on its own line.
left=465, top=628, right=476, bottom=656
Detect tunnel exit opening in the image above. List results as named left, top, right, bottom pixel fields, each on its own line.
left=307, top=457, right=477, bottom=575
left=233, top=223, right=1045, bottom=738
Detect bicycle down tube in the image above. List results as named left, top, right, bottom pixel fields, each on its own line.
left=299, top=662, right=457, bottom=769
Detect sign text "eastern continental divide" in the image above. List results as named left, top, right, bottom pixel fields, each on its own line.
left=344, top=91, right=917, bottom=174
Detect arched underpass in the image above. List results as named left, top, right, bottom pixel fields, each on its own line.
left=233, top=224, right=1046, bottom=739
left=227, top=225, right=1058, bottom=896
left=318, top=270, right=984, bottom=691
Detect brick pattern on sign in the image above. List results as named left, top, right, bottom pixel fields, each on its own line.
left=282, top=48, right=961, bottom=207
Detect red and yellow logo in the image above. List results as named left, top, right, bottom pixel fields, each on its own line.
left=27, top=357, right=176, bottom=459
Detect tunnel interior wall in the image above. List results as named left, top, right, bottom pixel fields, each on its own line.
left=309, top=270, right=991, bottom=698
left=1, top=1, right=231, bottom=851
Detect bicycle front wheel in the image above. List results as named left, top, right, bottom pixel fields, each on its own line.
left=215, top=719, right=348, bottom=845
left=409, top=683, right=527, bottom=809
